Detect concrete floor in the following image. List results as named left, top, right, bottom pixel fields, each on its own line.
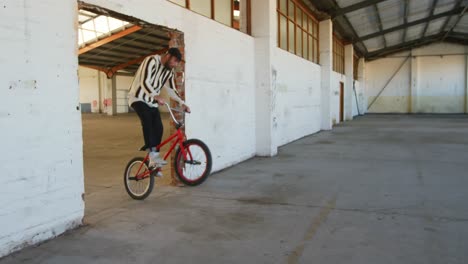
left=2, top=114, right=468, bottom=264
left=82, top=113, right=174, bottom=191
left=81, top=113, right=178, bottom=217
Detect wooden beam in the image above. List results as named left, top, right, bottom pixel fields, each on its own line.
left=78, top=25, right=142, bottom=55
left=80, top=64, right=110, bottom=74
left=106, top=48, right=169, bottom=78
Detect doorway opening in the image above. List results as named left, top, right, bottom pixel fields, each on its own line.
left=76, top=2, right=186, bottom=218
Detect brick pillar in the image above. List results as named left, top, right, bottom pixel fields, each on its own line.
left=168, top=30, right=185, bottom=186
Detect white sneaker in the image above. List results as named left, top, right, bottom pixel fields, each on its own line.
left=148, top=152, right=167, bottom=168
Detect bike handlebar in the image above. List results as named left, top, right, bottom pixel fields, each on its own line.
left=163, top=102, right=188, bottom=127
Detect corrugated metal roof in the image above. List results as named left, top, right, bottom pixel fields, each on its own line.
left=308, top=0, right=468, bottom=60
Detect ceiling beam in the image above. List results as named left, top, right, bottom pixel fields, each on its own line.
left=373, top=4, right=387, bottom=47
left=354, top=7, right=465, bottom=43
left=445, top=36, right=468, bottom=45
left=78, top=25, right=142, bottom=55
left=402, top=0, right=409, bottom=42
left=439, top=0, right=464, bottom=33
left=449, top=31, right=468, bottom=39
left=365, top=32, right=445, bottom=60
left=79, top=48, right=170, bottom=78
left=442, top=5, right=468, bottom=40
left=332, top=0, right=389, bottom=18
left=80, top=65, right=109, bottom=73
left=329, top=0, right=368, bottom=55
left=81, top=48, right=150, bottom=59
left=421, top=0, right=439, bottom=37
left=106, top=48, right=169, bottom=78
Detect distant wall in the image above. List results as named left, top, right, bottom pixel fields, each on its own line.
left=366, top=43, right=468, bottom=114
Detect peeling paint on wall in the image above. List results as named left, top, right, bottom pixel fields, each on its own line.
left=8, top=80, right=37, bottom=90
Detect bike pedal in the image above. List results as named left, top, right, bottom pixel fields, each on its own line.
left=151, top=170, right=163, bottom=178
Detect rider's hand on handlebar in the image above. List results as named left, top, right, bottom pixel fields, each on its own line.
left=154, top=96, right=166, bottom=105
left=182, top=104, right=191, bottom=113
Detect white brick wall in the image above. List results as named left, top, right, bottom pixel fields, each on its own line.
left=0, top=0, right=84, bottom=257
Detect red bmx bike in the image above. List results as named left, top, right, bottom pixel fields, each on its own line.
left=124, top=103, right=212, bottom=200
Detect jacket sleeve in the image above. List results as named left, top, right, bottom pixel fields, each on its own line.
left=163, top=72, right=185, bottom=105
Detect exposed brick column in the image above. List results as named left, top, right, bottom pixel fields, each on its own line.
left=168, top=30, right=185, bottom=186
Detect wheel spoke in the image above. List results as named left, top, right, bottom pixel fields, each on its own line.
left=125, top=160, right=152, bottom=198
left=177, top=144, right=208, bottom=181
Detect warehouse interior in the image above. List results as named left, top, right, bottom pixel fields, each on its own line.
left=1, top=0, right=468, bottom=262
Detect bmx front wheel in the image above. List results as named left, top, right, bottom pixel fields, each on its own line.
left=174, top=139, right=212, bottom=186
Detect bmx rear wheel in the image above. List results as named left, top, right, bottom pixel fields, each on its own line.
left=124, top=157, right=155, bottom=200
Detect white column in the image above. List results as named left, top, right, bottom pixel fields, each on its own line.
left=357, top=58, right=366, bottom=114
left=410, top=54, right=419, bottom=113
left=96, top=71, right=102, bottom=113
left=319, top=19, right=333, bottom=130
left=344, top=44, right=354, bottom=120
left=109, top=75, right=117, bottom=116
left=252, top=0, right=277, bottom=156
left=465, top=52, right=468, bottom=114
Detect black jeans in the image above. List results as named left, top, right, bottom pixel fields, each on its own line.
left=131, top=101, right=163, bottom=150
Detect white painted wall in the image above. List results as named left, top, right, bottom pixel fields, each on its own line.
left=272, top=48, right=322, bottom=146
left=79, top=67, right=99, bottom=112
left=366, top=42, right=468, bottom=113
left=366, top=56, right=412, bottom=113
left=354, top=57, right=367, bottom=116
left=116, top=75, right=133, bottom=113
left=78, top=66, right=132, bottom=114
left=0, top=0, right=84, bottom=257
left=352, top=80, right=365, bottom=116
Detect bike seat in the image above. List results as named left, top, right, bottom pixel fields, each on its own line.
left=139, top=145, right=146, bottom=151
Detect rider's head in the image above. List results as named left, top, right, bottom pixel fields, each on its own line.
left=162, top=48, right=182, bottom=69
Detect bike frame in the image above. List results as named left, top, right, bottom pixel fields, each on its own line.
left=134, top=103, right=193, bottom=180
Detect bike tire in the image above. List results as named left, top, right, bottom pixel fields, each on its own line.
left=174, top=139, right=212, bottom=186
left=124, top=157, right=155, bottom=200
